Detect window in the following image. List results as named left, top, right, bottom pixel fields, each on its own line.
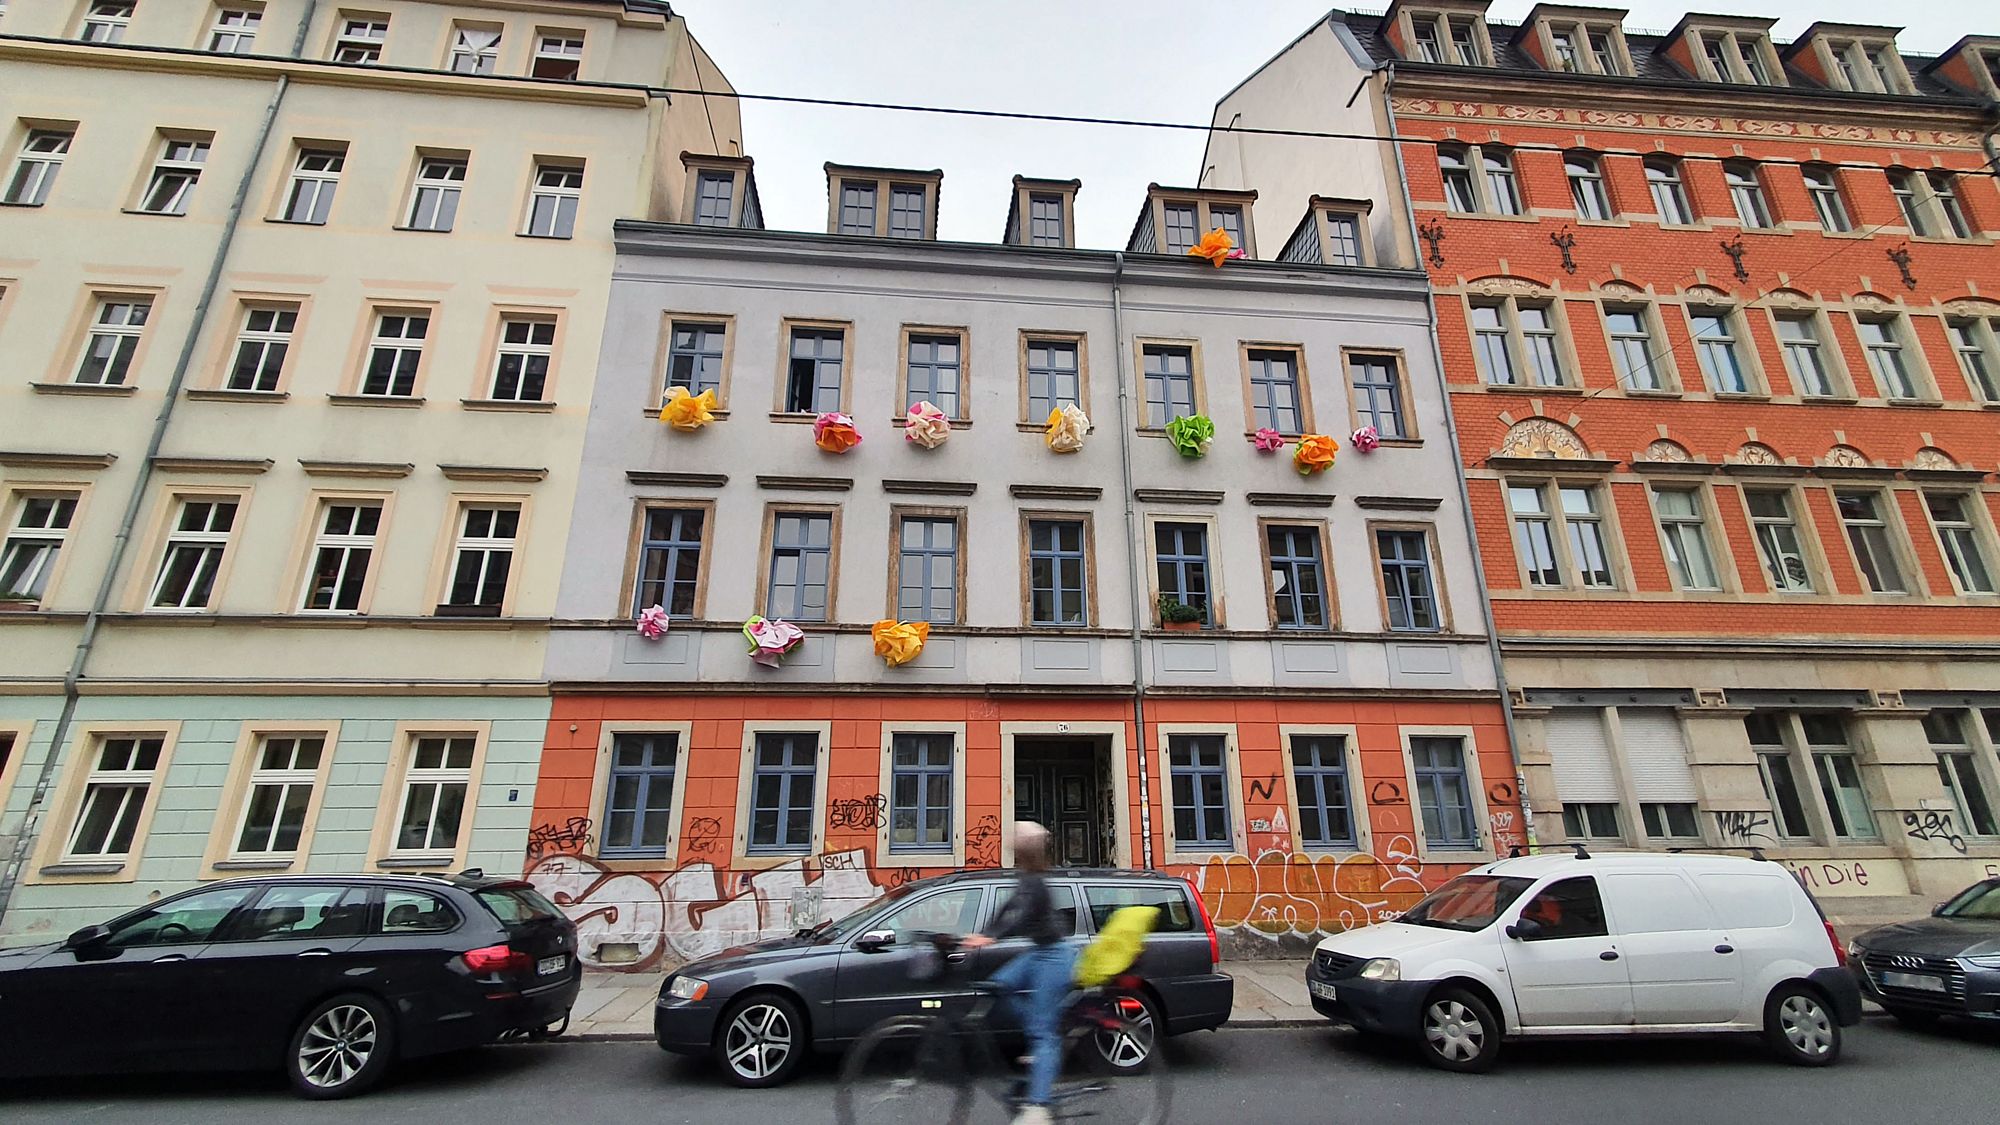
left=139, top=137, right=209, bottom=215
left=533, top=33, right=582, bottom=80
left=490, top=317, right=555, bottom=402
left=1887, top=169, right=1929, bottom=235
left=1926, top=493, right=1996, bottom=595
left=1835, top=491, right=1905, bottom=594
left=150, top=498, right=236, bottom=610
left=784, top=327, right=844, bottom=414
left=226, top=304, right=297, bottom=392
left=766, top=511, right=831, bottom=621
left=1604, top=307, right=1663, bottom=390
left=748, top=732, right=818, bottom=854
left=1644, top=158, right=1693, bottom=224
left=1377, top=528, right=1440, bottom=631
left=1857, top=317, right=1920, bottom=399
left=359, top=311, right=427, bottom=397
left=1347, top=352, right=1407, bottom=440
left=1652, top=488, right=1720, bottom=591
left=300, top=500, right=380, bottom=613
left=1723, top=162, right=1771, bottom=228
left=229, top=886, right=370, bottom=942
left=64, top=735, right=162, bottom=859
left=1802, top=166, right=1851, bottom=233
left=208, top=7, right=260, bottom=53
left=1209, top=205, right=1245, bottom=251
left=447, top=25, right=500, bottom=74
left=1411, top=21, right=1443, bottom=62
left=524, top=163, right=582, bottom=238
left=1774, top=314, right=1835, bottom=397
left=1324, top=211, right=1363, bottom=266
left=1028, top=192, right=1065, bottom=247
left=106, top=886, right=258, bottom=948
left=1411, top=736, right=1477, bottom=848
left=888, top=184, right=926, bottom=239
left=1805, top=715, right=1875, bottom=838
left=1746, top=712, right=1812, bottom=838
left=1700, top=34, right=1731, bottom=80
left=1928, top=173, right=1971, bottom=239
left=837, top=180, right=876, bottom=236
left=1027, top=517, right=1088, bottom=626
left=1446, top=16, right=1484, bottom=65
left=74, top=297, right=151, bottom=385
left=1438, top=147, right=1477, bottom=213
left=1483, top=149, right=1522, bottom=215
left=1167, top=734, right=1231, bottom=848
left=1745, top=490, right=1813, bottom=593
left=1587, top=29, right=1623, bottom=75
left=1084, top=884, right=1195, bottom=932
left=693, top=171, right=734, bottom=226
left=1550, top=29, right=1579, bottom=71
left=1162, top=202, right=1198, bottom=255
left=4, top=128, right=72, bottom=206
left=1266, top=524, right=1329, bottom=630
left=896, top=514, right=958, bottom=624
left=280, top=147, right=342, bottom=224
left=0, top=493, right=78, bottom=603
left=1689, top=310, right=1750, bottom=393
left=393, top=735, right=475, bottom=855
left=1024, top=338, right=1081, bottom=419
left=79, top=1, right=133, bottom=43
left=1641, top=802, right=1700, bottom=839
left=1246, top=348, right=1303, bottom=434
left=380, top=889, right=456, bottom=933
left=904, top=333, right=961, bottom=416
left=1738, top=38, right=1774, bottom=85
left=1508, top=483, right=1614, bottom=589
left=442, top=504, right=518, bottom=614
left=634, top=507, right=704, bottom=617
left=1566, top=154, right=1611, bottom=220
left=888, top=732, right=953, bottom=854
left=332, top=17, right=386, bottom=63
left=1154, top=521, right=1212, bottom=625
left=1949, top=318, right=2000, bottom=402
left=1562, top=802, right=1620, bottom=839
left=231, top=735, right=323, bottom=855
left=1141, top=344, right=1197, bottom=427
left=405, top=157, right=465, bottom=231
left=601, top=733, right=678, bottom=857
left=1517, top=877, right=1609, bottom=939
left=1925, top=712, right=1998, bottom=837
left=1291, top=735, right=1354, bottom=846
left=1470, top=298, right=1565, bottom=387
left=664, top=321, right=725, bottom=398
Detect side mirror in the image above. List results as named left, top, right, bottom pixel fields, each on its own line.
left=1932, top=902, right=1950, bottom=917
left=1505, top=918, right=1544, bottom=941
left=62, top=924, right=110, bottom=952
left=855, top=929, right=897, bottom=952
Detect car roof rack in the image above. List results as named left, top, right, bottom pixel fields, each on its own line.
left=1507, top=842, right=1591, bottom=860
left=1665, top=845, right=1770, bottom=862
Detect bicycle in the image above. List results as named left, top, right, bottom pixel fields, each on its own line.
left=834, top=933, right=1172, bottom=1125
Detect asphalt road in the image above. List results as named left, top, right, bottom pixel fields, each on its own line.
left=5, top=1016, right=1995, bottom=1124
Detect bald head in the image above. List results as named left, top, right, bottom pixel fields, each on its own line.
left=1013, top=820, right=1051, bottom=871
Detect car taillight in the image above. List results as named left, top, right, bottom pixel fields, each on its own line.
left=1824, top=922, right=1846, bottom=967
left=1184, top=877, right=1220, bottom=968
left=463, top=944, right=532, bottom=974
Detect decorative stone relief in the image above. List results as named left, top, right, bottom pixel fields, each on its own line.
left=1732, top=442, right=1781, bottom=465
left=1468, top=276, right=1549, bottom=299
left=1762, top=288, right=1811, bottom=310
left=1600, top=279, right=1645, bottom=297
left=1496, top=418, right=1589, bottom=460
left=1642, top=439, right=1692, bottom=462
left=1822, top=444, right=1870, bottom=468
left=1912, top=447, right=1959, bottom=471
left=1849, top=292, right=1893, bottom=313
left=1941, top=298, right=2000, bottom=319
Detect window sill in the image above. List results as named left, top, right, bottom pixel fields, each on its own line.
left=0, top=200, right=47, bottom=209
left=769, top=411, right=825, bottom=424
left=328, top=393, right=425, bottom=408
left=0, top=600, right=48, bottom=612
left=1817, top=229, right=1873, bottom=240
left=31, top=381, right=137, bottom=397
left=516, top=232, right=575, bottom=241
left=1739, top=226, right=1791, bottom=237
left=1622, top=388, right=1683, bottom=398
left=1444, top=211, right=1540, bottom=224
left=1883, top=397, right=1945, bottom=409
left=212, top=857, right=295, bottom=871
left=1484, top=383, right=1582, bottom=395
left=644, top=407, right=732, bottom=420
left=187, top=388, right=288, bottom=402
left=1908, top=234, right=1988, bottom=247
left=120, top=208, right=189, bottom=218
left=893, top=416, right=972, bottom=428
left=376, top=855, right=454, bottom=869
left=1800, top=394, right=1860, bottom=405
left=1655, top=222, right=1713, bottom=232
left=1375, top=437, right=1424, bottom=448
left=266, top=217, right=328, bottom=227
left=1712, top=391, right=1772, bottom=402
left=1574, top=217, right=1630, bottom=229
left=40, top=861, right=127, bottom=876
left=434, top=604, right=503, bottom=618
left=462, top=398, right=556, bottom=412
left=391, top=226, right=455, bottom=234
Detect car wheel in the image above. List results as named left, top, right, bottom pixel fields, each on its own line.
left=1417, top=988, right=1501, bottom=1073
left=1090, top=991, right=1161, bottom=1074
left=1764, top=985, right=1841, bottom=1067
left=714, top=993, right=807, bottom=1088
left=1886, top=1006, right=1940, bottom=1032
left=287, top=993, right=396, bottom=1100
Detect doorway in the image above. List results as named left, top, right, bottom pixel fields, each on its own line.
left=1013, top=738, right=1112, bottom=868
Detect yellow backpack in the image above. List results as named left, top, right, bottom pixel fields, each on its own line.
left=1074, top=904, right=1160, bottom=987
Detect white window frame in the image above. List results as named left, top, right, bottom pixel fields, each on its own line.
left=440, top=502, right=519, bottom=614
left=1855, top=314, right=1928, bottom=401
left=359, top=309, right=428, bottom=397
left=79, top=1, right=134, bottom=44
left=1506, top=479, right=1618, bottom=590
left=1565, top=152, right=1611, bottom=220
left=4, top=128, right=73, bottom=206
left=1948, top=316, right=2000, bottom=402
left=1687, top=306, right=1757, bottom=394
left=1438, top=143, right=1520, bottom=216
left=1650, top=485, right=1724, bottom=592
left=1923, top=492, right=1998, bottom=596
left=1469, top=296, right=1568, bottom=387
left=0, top=491, right=80, bottom=604
left=148, top=495, right=240, bottom=611
left=1723, top=161, right=1773, bottom=229
left=522, top=162, right=582, bottom=238
left=1644, top=157, right=1695, bottom=225
left=207, top=6, right=261, bottom=54
left=369, top=725, right=489, bottom=869
left=227, top=732, right=327, bottom=858
left=74, top=296, right=151, bottom=385
left=298, top=498, right=383, bottom=613
left=332, top=16, right=386, bottom=63
left=532, top=31, right=583, bottom=79
left=1801, top=165, right=1851, bottom=233
left=1833, top=489, right=1911, bottom=595
left=446, top=24, right=501, bottom=75
left=489, top=315, right=556, bottom=402
left=1743, top=487, right=1815, bottom=593
left=62, top=733, right=168, bottom=862
left=138, top=136, right=210, bottom=216
left=225, top=303, right=297, bottom=392
left=1772, top=310, right=1840, bottom=397
left=404, top=155, right=465, bottom=232
left=280, top=146, right=343, bottom=224
left=1601, top=303, right=1671, bottom=391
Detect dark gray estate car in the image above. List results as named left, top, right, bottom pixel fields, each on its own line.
left=1850, top=877, right=2000, bottom=1027
left=654, top=868, right=1234, bottom=1086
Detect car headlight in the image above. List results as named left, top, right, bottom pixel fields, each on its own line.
left=1359, top=958, right=1401, bottom=982
left=666, top=975, right=709, bottom=1001
left=1964, top=954, right=2000, bottom=970
left=1847, top=940, right=1862, bottom=960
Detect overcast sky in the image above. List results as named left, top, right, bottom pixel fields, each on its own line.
left=670, top=1, right=1990, bottom=248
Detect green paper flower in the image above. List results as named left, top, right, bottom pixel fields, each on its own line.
left=1165, top=414, right=1215, bottom=459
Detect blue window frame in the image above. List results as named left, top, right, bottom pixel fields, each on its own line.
left=1168, top=734, right=1231, bottom=848
left=1292, top=734, right=1355, bottom=846
left=1348, top=353, right=1407, bottom=439
left=897, top=515, right=958, bottom=624
left=904, top=333, right=962, bottom=415
left=1025, top=338, right=1081, bottom=419
left=1266, top=524, right=1328, bottom=630
left=889, top=732, right=953, bottom=854
left=1412, top=736, right=1477, bottom=848
left=666, top=322, right=725, bottom=397
left=1028, top=517, right=1089, bottom=626
left=601, top=733, right=678, bottom=857
left=749, top=731, right=818, bottom=854
left=634, top=507, right=704, bottom=617
left=1142, top=344, right=1197, bottom=428
left=785, top=327, right=844, bottom=414
left=1378, top=528, right=1440, bottom=632
left=766, top=511, right=831, bottom=621
left=1154, top=521, right=1211, bottom=625
left=1247, top=349, right=1303, bottom=434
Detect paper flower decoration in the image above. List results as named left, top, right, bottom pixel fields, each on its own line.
left=635, top=605, right=670, bottom=640
left=903, top=401, right=951, bottom=449
left=1252, top=428, right=1286, bottom=453
left=1045, top=404, right=1090, bottom=454
left=813, top=412, right=863, bottom=454
left=871, top=619, right=932, bottom=667
left=661, top=387, right=718, bottom=431
left=742, top=615, right=805, bottom=668
left=1351, top=425, right=1382, bottom=453
left=1187, top=228, right=1246, bottom=267
left=1165, top=414, right=1216, bottom=459
left=1294, top=434, right=1338, bottom=476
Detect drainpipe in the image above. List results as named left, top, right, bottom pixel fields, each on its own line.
left=1110, top=251, right=1155, bottom=870
left=0, top=5, right=317, bottom=925
left=1377, top=63, right=1536, bottom=850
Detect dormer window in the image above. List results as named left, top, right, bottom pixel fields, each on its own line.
left=1277, top=198, right=1376, bottom=268
left=824, top=164, right=941, bottom=240
left=1587, top=28, right=1622, bottom=74
left=1813, top=34, right=1912, bottom=94
left=678, top=153, right=762, bottom=230
left=1404, top=9, right=1491, bottom=66
left=1528, top=12, right=1632, bottom=77
left=1003, top=177, right=1080, bottom=249
left=1128, top=187, right=1260, bottom=257
left=1690, top=25, right=1784, bottom=86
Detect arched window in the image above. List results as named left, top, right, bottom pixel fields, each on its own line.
left=1644, top=157, right=1692, bottom=224
left=1564, top=152, right=1610, bottom=220
left=1723, top=160, right=1772, bottom=228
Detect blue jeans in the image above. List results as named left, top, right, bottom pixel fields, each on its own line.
left=986, top=942, right=1079, bottom=1107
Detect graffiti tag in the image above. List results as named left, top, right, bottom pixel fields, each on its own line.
left=1903, top=810, right=1968, bottom=855
left=829, top=794, right=887, bottom=830
left=965, top=815, right=1002, bottom=867
left=1712, top=810, right=1776, bottom=847
left=525, top=817, right=593, bottom=861
left=1368, top=780, right=1406, bottom=806
left=684, top=816, right=723, bottom=854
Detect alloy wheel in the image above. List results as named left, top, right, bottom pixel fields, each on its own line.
left=1424, top=999, right=1485, bottom=1063
left=1779, top=995, right=1833, bottom=1056
left=724, top=1002, right=794, bottom=1081
left=297, top=1003, right=379, bottom=1090
left=1096, top=1001, right=1156, bottom=1068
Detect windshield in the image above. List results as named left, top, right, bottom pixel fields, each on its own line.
left=812, top=885, right=917, bottom=941
left=1402, top=875, right=1535, bottom=932
left=1939, top=881, right=2000, bottom=920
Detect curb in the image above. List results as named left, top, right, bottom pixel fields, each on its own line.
left=555, top=1017, right=1325, bottom=1044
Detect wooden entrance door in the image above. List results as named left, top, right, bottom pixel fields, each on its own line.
left=1013, top=740, right=1101, bottom=867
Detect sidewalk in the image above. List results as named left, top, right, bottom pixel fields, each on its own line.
left=566, top=958, right=1317, bottom=1040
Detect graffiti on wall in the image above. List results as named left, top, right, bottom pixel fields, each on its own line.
left=526, top=817, right=594, bottom=862
left=1903, top=810, right=1968, bottom=855
left=1175, top=835, right=1434, bottom=944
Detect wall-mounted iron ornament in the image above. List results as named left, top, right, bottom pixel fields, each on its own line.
left=1550, top=226, right=1577, bottom=275
left=1719, top=236, right=1749, bottom=282
left=1886, top=244, right=1916, bottom=290
left=1418, top=218, right=1447, bottom=268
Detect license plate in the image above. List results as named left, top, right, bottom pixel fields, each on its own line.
left=1881, top=970, right=1945, bottom=993
left=1308, top=980, right=1337, bottom=1002
left=538, top=955, right=568, bottom=976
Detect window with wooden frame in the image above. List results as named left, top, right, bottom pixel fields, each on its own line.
left=1152, top=518, right=1217, bottom=627
left=824, top=165, right=941, bottom=239
left=898, top=325, right=968, bottom=420
left=744, top=728, right=824, bottom=857
left=1240, top=344, right=1309, bottom=436
left=1650, top=485, right=1725, bottom=592
left=658, top=313, right=733, bottom=408
left=1166, top=733, right=1234, bottom=850
left=1372, top=524, right=1445, bottom=632
left=488, top=314, right=557, bottom=402
left=1343, top=349, right=1415, bottom=441
left=1800, top=165, right=1852, bottom=233
left=1743, top=488, right=1816, bottom=594
left=889, top=506, right=964, bottom=625
left=298, top=496, right=383, bottom=613
left=1644, top=157, right=1696, bottom=225
left=1814, top=34, right=1913, bottom=94
left=212, top=727, right=338, bottom=870
left=1923, top=492, right=1998, bottom=596
left=1600, top=303, right=1674, bottom=392
left=759, top=506, right=838, bottom=622
left=1948, top=315, right=2000, bottom=402
left=47, top=729, right=174, bottom=875
left=1401, top=9, right=1491, bottom=65
left=3, top=126, right=74, bottom=206
left=1469, top=296, right=1570, bottom=387
left=1853, top=312, right=1933, bottom=401
left=1686, top=305, right=1759, bottom=394
left=885, top=730, right=958, bottom=858
left=78, top=1, right=134, bottom=44
left=1565, top=152, right=1613, bottom=220
left=1260, top=519, right=1334, bottom=630
left=278, top=144, right=344, bottom=225
left=1022, top=511, right=1094, bottom=627
left=1020, top=331, right=1087, bottom=424
left=1690, top=26, right=1785, bottom=86
left=220, top=301, right=299, bottom=393
left=148, top=494, right=241, bottom=611
left=1138, top=189, right=1259, bottom=257
left=1723, top=160, right=1775, bottom=229
left=370, top=725, right=489, bottom=868
left=73, top=295, right=152, bottom=386
left=1287, top=731, right=1362, bottom=849
left=437, top=501, right=520, bottom=616
left=631, top=503, right=710, bottom=618
left=357, top=308, right=429, bottom=398
left=1436, top=144, right=1521, bottom=216
left=1836, top=489, right=1911, bottom=595
left=522, top=161, right=583, bottom=239
left=777, top=319, right=851, bottom=416
left=680, top=154, right=758, bottom=228
left=445, top=22, right=501, bottom=75
left=402, top=153, right=466, bottom=232
left=330, top=14, right=387, bottom=63
left=599, top=731, right=683, bottom=859
left=1536, top=17, right=1631, bottom=75
left=1506, top=481, right=1617, bottom=590
left=1006, top=177, right=1079, bottom=249
left=1276, top=197, right=1375, bottom=267
left=1136, top=339, right=1203, bottom=430
left=1771, top=310, right=1845, bottom=398
left=1407, top=733, right=1482, bottom=850
left=532, top=29, right=583, bottom=80
left=207, top=8, right=263, bottom=55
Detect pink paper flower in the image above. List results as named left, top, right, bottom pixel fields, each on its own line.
left=903, top=401, right=951, bottom=448
left=1351, top=425, right=1382, bottom=453
left=635, top=605, right=670, bottom=640
left=813, top=412, right=863, bottom=454
left=743, top=615, right=805, bottom=668
left=1252, top=428, right=1286, bottom=453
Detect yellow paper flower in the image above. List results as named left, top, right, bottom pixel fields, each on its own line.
left=1294, top=433, right=1338, bottom=476
left=1187, top=227, right=1242, bottom=267
left=872, top=619, right=931, bottom=667
left=661, top=386, right=718, bottom=431
left=1044, top=403, right=1090, bottom=453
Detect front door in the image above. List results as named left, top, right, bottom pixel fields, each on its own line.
left=831, top=884, right=990, bottom=1037
left=1014, top=740, right=1104, bottom=867
left=192, top=883, right=373, bottom=1065
left=1500, top=875, right=1634, bottom=1028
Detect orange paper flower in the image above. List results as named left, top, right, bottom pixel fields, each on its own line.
left=1187, top=227, right=1243, bottom=267
left=661, top=386, right=718, bottom=431
left=1293, top=433, right=1337, bottom=476
left=813, top=411, right=863, bottom=454
left=871, top=619, right=931, bottom=667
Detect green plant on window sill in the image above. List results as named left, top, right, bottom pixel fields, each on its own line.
left=1156, top=595, right=1205, bottom=630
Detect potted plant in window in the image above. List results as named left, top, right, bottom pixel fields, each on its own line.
left=1156, top=594, right=1204, bottom=632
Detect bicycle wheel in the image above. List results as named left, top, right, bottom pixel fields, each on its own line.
left=836, top=1016, right=973, bottom=1125
left=1056, top=1015, right=1171, bottom=1125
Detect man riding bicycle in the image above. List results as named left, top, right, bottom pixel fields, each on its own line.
left=960, top=821, right=1071, bottom=1125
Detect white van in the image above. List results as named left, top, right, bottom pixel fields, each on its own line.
left=1305, top=850, right=1861, bottom=1071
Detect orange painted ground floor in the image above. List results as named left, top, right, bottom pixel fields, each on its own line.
left=524, top=692, right=1519, bottom=967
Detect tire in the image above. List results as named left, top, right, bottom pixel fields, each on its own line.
left=836, top=1015, right=971, bottom=1125
left=714, top=992, right=808, bottom=1088
left=1417, top=988, right=1502, bottom=1073
left=1886, top=1006, right=1940, bottom=1031
left=286, top=993, right=396, bottom=1100
left=1069, top=1014, right=1172, bottom=1125
left=1087, top=991, right=1162, bottom=1075
left=1764, top=985, right=1841, bottom=1066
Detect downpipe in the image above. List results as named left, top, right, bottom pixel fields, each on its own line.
left=1110, top=251, right=1155, bottom=869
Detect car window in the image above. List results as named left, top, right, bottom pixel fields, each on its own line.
left=1938, top=881, right=2000, bottom=919
left=379, top=889, right=459, bottom=934
left=223, top=885, right=371, bottom=942
left=992, top=882, right=1083, bottom=937
left=1695, top=872, right=1796, bottom=929
left=873, top=887, right=984, bottom=943
left=1517, top=876, right=1609, bottom=940
left=1404, top=875, right=1534, bottom=932
left=1082, top=884, right=1193, bottom=933
left=104, top=886, right=260, bottom=949
left=1597, top=872, right=1715, bottom=934
left=476, top=886, right=562, bottom=925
